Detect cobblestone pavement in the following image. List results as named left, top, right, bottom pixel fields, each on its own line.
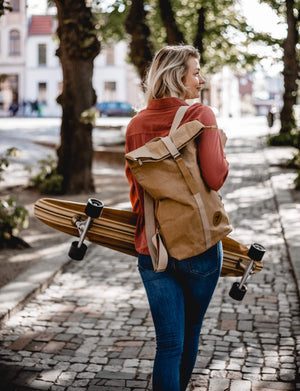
left=1, top=130, right=300, bottom=391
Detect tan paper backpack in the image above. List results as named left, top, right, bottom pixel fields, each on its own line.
left=125, top=105, right=232, bottom=272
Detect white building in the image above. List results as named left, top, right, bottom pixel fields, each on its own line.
left=26, top=15, right=62, bottom=116
left=93, top=42, right=144, bottom=111
left=0, top=0, right=26, bottom=112
left=0, top=0, right=143, bottom=117
left=210, top=67, right=241, bottom=117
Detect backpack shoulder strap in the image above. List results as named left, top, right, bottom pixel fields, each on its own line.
left=169, top=105, right=189, bottom=135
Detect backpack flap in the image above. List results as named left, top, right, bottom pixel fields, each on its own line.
left=125, top=120, right=204, bottom=164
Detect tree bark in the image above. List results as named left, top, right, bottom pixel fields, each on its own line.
left=54, top=0, right=100, bottom=194
left=194, top=7, right=205, bottom=65
left=125, top=0, right=154, bottom=84
left=280, top=0, right=299, bottom=134
left=158, top=0, right=185, bottom=45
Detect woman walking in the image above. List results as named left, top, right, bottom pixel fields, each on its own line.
left=125, top=45, right=229, bottom=391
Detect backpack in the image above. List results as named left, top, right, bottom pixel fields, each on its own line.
left=125, top=105, right=232, bottom=272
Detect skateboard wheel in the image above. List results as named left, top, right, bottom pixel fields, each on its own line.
left=69, top=241, right=87, bottom=261
left=85, top=198, right=104, bottom=218
left=229, top=282, right=247, bottom=301
left=247, top=243, right=265, bottom=261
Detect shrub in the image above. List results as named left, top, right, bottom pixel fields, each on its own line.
left=295, top=173, right=300, bottom=189
left=267, top=132, right=298, bottom=147
left=31, top=154, right=63, bottom=194
left=0, top=197, right=29, bottom=249
left=0, top=148, right=30, bottom=248
left=0, top=147, right=20, bottom=181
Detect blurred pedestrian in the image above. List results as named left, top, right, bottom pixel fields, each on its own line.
left=31, top=100, right=38, bottom=116
left=125, top=45, right=230, bottom=391
left=9, top=102, right=18, bottom=116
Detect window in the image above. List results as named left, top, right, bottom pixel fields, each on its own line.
left=11, top=0, right=20, bottom=12
left=106, top=48, right=115, bottom=65
left=9, top=30, right=20, bottom=55
left=104, top=81, right=116, bottom=101
left=38, top=82, right=47, bottom=104
left=38, top=44, right=47, bottom=66
left=9, top=30, right=21, bottom=55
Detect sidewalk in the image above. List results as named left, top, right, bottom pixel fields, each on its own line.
left=0, top=119, right=300, bottom=391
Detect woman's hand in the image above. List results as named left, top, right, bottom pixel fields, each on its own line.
left=219, top=128, right=227, bottom=148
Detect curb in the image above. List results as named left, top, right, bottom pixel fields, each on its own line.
left=269, top=169, right=300, bottom=295
left=0, top=241, right=72, bottom=324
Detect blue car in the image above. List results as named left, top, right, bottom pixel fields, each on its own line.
left=95, top=101, right=135, bottom=117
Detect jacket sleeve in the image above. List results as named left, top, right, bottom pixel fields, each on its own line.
left=196, top=107, right=229, bottom=191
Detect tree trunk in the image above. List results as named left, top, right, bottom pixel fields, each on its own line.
left=158, top=0, right=186, bottom=45
left=280, top=0, right=299, bottom=134
left=54, top=0, right=100, bottom=194
left=125, top=0, right=154, bottom=84
left=194, top=7, right=205, bottom=66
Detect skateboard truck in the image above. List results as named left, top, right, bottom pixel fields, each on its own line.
left=68, top=198, right=104, bottom=261
left=229, top=243, right=265, bottom=301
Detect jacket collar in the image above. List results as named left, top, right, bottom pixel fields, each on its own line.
left=147, top=97, right=188, bottom=110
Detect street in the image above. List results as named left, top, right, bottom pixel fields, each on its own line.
left=0, top=115, right=299, bottom=391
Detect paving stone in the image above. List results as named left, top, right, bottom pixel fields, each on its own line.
left=29, top=379, right=53, bottom=390
left=208, top=378, right=230, bottom=390
left=51, top=385, right=66, bottom=391
left=95, top=370, right=136, bottom=380
left=43, top=341, right=66, bottom=354
left=230, top=380, right=251, bottom=391
left=26, top=340, right=47, bottom=352
left=252, top=380, right=295, bottom=390
left=38, top=369, right=62, bottom=382
left=7, top=331, right=38, bottom=351
left=126, top=380, right=148, bottom=388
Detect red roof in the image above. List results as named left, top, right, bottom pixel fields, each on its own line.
left=28, top=16, right=54, bottom=35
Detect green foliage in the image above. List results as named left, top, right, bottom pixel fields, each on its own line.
left=0, top=147, right=20, bottom=181
left=286, top=151, right=300, bottom=168
left=97, top=0, right=129, bottom=45
left=31, top=155, right=64, bottom=194
left=0, top=0, right=12, bottom=18
left=294, top=171, right=300, bottom=189
left=267, top=131, right=299, bottom=147
left=97, top=0, right=275, bottom=73
left=286, top=151, right=300, bottom=189
left=0, top=197, right=29, bottom=248
left=0, top=148, right=29, bottom=249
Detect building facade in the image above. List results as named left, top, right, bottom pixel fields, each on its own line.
left=0, top=0, right=143, bottom=117
left=0, top=0, right=26, bottom=112
left=0, top=0, right=284, bottom=118
left=26, top=15, right=62, bottom=116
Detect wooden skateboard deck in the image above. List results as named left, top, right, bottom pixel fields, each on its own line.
left=34, top=198, right=263, bottom=277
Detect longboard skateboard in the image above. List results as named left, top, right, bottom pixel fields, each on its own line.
left=34, top=197, right=265, bottom=301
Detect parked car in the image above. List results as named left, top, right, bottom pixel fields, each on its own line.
left=95, top=101, right=135, bottom=117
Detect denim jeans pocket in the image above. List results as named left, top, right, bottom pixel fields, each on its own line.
left=138, top=254, right=154, bottom=271
left=187, top=242, right=222, bottom=277
left=138, top=254, right=170, bottom=282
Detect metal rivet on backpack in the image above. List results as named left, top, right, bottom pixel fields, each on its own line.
left=213, top=211, right=222, bottom=226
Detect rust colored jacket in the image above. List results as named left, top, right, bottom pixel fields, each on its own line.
left=125, top=97, right=229, bottom=255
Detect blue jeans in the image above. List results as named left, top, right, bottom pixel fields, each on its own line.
left=138, top=241, right=223, bottom=391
